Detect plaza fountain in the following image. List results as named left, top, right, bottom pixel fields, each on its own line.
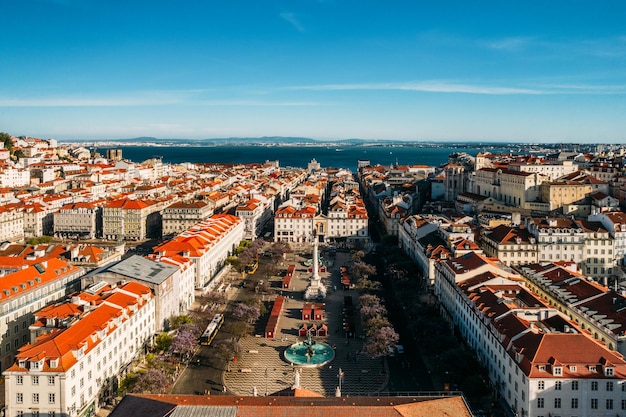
left=284, top=332, right=335, bottom=368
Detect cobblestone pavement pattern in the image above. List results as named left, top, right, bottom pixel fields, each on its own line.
left=223, top=250, right=387, bottom=396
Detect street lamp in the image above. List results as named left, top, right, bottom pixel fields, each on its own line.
left=336, top=368, right=344, bottom=397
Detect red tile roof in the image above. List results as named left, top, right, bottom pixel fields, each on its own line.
left=110, top=394, right=472, bottom=417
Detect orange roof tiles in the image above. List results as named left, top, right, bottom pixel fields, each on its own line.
left=7, top=281, right=152, bottom=373
left=0, top=258, right=82, bottom=304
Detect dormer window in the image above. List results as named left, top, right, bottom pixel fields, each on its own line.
left=553, top=366, right=562, bottom=376
left=538, top=365, right=546, bottom=371
left=18, top=360, right=26, bottom=368
left=569, top=365, right=577, bottom=372
left=606, top=367, right=615, bottom=376
left=589, top=365, right=597, bottom=372
left=50, top=359, right=58, bottom=368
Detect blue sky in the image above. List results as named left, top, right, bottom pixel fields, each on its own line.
left=1, top=0, right=625, bottom=142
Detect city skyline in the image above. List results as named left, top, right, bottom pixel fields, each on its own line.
left=1, top=1, right=626, bottom=142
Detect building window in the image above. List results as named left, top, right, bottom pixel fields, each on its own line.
left=16, top=375, right=23, bottom=384
left=621, top=399, right=626, bottom=410
left=555, top=381, right=561, bottom=390
left=554, top=398, right=561, bottom=408
left=33, top=393, right=39, bottom=403
left=538, top=380, right=545, bottom=390
left=572, top=398, right=578, bottom=409
left=48, top=412, right=56, bottom=417
left=591, top=398, right=598, bottom=409
left=607, top=381, right=614, bottom=391
left=591, top=381, right=598, bottom=391
left=48, top=376, right=54, bottom=385
left=16, top=392, right=23, bottom=403
left=572, top=380, right=579, bottom=390
left=537, top=398, right=544, bottom=408
left=32, top=375, right=39, bottom=385
left=607, top=399, right=614, bottom=410
left=48, top=393, right=55, bottom=403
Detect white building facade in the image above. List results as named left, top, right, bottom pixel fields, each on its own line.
left=3, top=281, right=155, bottom=417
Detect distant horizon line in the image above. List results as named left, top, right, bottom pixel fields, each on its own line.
left=52, top=136, right=623, bottom=146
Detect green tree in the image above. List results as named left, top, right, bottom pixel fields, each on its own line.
left=225, top=256, right=241, bottom=270
left=25, top=236, right=52, bottom=245
left=233, top=240, right=252, bottom=255
left=0, top=132, right=13, bottom=153
left=119, top=371, right=140, bottom=394
left=155, top=333, right=173, bottom=351
left=170, top=315, right=193, bottom=329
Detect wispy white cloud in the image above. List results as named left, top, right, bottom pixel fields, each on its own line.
left=535, top=83, right=626, bottom=94
left=280, top=12, right=305, bottom=32
left=483, top=36, right=533, bottom=52
left=285, top=80, right=626, bottom=95
left=285, top=81, right=543, bottom=95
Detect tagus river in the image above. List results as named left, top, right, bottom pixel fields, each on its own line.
left=99, top=144, right=503, bottom=170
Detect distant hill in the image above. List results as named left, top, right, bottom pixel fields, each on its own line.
left=68, top=136, right=417, bottom=146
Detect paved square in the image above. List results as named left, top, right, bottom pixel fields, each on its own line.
left=223, top=251, right=387, bottom=396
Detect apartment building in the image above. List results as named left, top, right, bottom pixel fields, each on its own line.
left=576, top=219, right=614, bottom=279
left=53, top=202, right=100, bottom=240
left=326, top=199, right=369, bottom=244
left=0, top=258, right=85, bottom=371
left=540, top=180, right=593, bottom=212
left=434, top=252, right=626, bottom=417
left=0, top=166, right=30, bottom=188
left=153, top=213, right=244, bottom=289
left=481, top=224, right=538, bottom=266
left=22, top=202, right=54, bottom=238
left=161, top=200, right=213, bottom=237
left=470, top=168, right=547, bottom=209
left=0, top=205, right=24, bottom=243
left=508, top=159, right=578, bottom=181
left=518, top=262, right=626, bottom=355
left=274, top=205, right=318, bottom=243
left=102, top=198, right=161, bottom=241
left=84, top=255, right=184, bottom=331
left=589, top=210, right=626, bottom=266
left=526, top=217, right=585, bottom=268
left=236, top=196, right=273, bottom=240
left=3, top=281, right=154, bottom=417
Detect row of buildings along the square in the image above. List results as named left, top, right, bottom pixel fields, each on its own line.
left=0, top=134, right=378, bottom=417
left=0, top=209, right=245, bottom=417
left=273, top=160, right=370, bottom=245
left=358, top=148, right=626, bottom=417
